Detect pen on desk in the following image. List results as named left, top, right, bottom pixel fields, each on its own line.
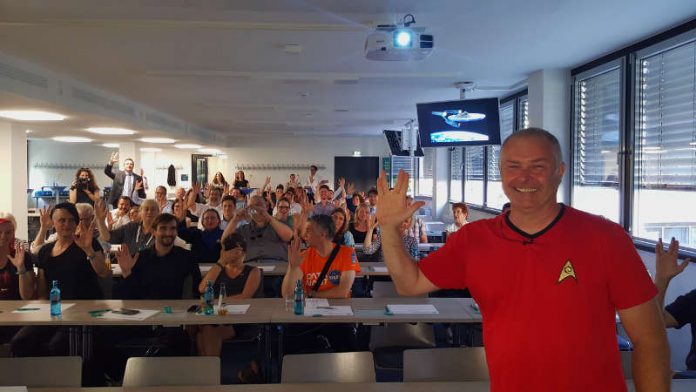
left=16, top=308, right=40, bottom=311
left=316, top=306, right=335, bottom=310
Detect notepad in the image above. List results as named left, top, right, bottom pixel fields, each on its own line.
left=304, top=305, right=353, bottom=317
left=386, top=304, right=439, bottom=315
left=305, top=298, right=330, bottom=307
left=221, top=304, right=250, bottom=314
left=257, top=265, right=276, bottom=272
left=13, top=303, right=75, bottom=313
left=369, top=266, right=389, bottom=272
left=97, top=309, right=159, bottom=321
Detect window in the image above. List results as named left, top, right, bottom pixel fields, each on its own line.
left=632, top=37, right=696, bottom=249
left=518, top=95, right=529, bottom=129
left=417, top=147, right=434, bottom=197
left=486, top=102, right=515, bottom=209
left=571, top=62, right=622, bottom=223
left=449, top=147, right=463, bottom=202
left=464, top=146, right=485, bottom=205
left=391, top=155, right=416, bottom=195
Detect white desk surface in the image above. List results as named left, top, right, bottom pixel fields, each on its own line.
left=111, top=262, right=391, bottom=278
left=0, top=298, right=481, bottom=327
left=26, top=380, right=696, bottom=392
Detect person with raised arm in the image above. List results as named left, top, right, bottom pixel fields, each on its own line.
left=654, top=237, right=695, bottom=372
left=375, top=128, right=670, bottom=392
left=68, top=167, right=100, bottom=206
left=104, top=152, right=146, bottom=209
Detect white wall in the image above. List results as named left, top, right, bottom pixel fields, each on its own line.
left=223, top=135, right=389, bottom=190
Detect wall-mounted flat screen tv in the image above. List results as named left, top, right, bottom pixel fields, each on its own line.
left=416, top=98, right=501, bottom=147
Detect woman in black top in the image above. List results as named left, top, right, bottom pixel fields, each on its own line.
left=68, top=168, right=100, bottom=206
left=194, top=233, right=262, bottom=357
left=349, top=203, right=370, bottom=244
left=11, top=203, right=109, bottom=356
left=233, top=170, right=249, bottom=189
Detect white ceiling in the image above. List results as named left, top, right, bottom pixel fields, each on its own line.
left=0, top=0, right=694, bottom=142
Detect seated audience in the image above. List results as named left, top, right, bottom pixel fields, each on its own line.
left=188, top=183, right=223, bottom=221
left=108, top=196, right=132, bottom=230
left=96, top=199, right=185, bottom=255
left=363, top=214, right=418, bottom=262
left=115, top=213, right=201, bottom=299
left=194, top=233, right=262, bottom=356
left=128, top=204, right=140, bottom=223
left=12, top=203, right=108, bottom=357
left=446, top=202, right=469, bottom=238
left=68, top=167, right=100, bottom=206
left=172, top=197, right=193, bottom=228
left=311, top=184, right=334, bottom=217
left=223, top=196, right=293, bottom=263
left=331, top=208, right=355, bottom=247
left=349, top=203, right=370, bottom=244
left=177, top=208, right=224, bottom=264
left=367, top=188, right=378, bottom=215
left=219, top=195, right=237, bottom=230
left=282, top=215, right=359, bottom=299
left=0, top=212, right=34, bottom=345
left=274, top=197, right=295, bottom=228
left=32, top=203, right=106, bottom=254
left=405, top=196, right=428, bottom=244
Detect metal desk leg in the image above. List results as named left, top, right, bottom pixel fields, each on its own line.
left=82, top=325, right=93, bottom=360
left=68, top=326, right=82, bottom=357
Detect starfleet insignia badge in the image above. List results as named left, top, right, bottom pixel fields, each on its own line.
left=558, top=260, right=577, bottom=283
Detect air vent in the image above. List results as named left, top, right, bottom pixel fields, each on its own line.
left=71, top=87, right=136, bottom=117
left=0, top=61, right=49, bottom=89
left=145, top=112, right=183, bottom=131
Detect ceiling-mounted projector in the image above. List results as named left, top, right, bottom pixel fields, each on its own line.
left=365, top=14, right=433, bottom=61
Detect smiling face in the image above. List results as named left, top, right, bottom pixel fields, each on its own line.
left=201, top=210, right=221, bottom=231
left=52, top=208, right=77, bottom=237
left=331, top=211, right=345, bottom=232
left=155, top=186, right=167, bottom=202
left=124, top=159, right=134, bottom=172
left=154, top=220, right=177, bottom=248
left=500, top=135, right=565, bottom=214
left=78, top=170, right=90, bottom=181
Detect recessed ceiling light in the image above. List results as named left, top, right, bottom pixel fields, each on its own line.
left=140, top=147, right=162, bottom=152
left=139, top=137, right=176, bottom=144
left=198, top=148, right=221, bottom=154
left=102, top=143, right=120, bottom=148
left=53, top=136, right=92, bottom=143
left=25, top=129, right=33, bottom=134
left=0, top=110, right=66, bottom=121
left=86, top=127, right=136, bottom=135
left=174, top=143, right=202, bottom=149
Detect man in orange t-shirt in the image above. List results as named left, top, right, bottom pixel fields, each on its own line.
left=282, top=215, right=359, bottom=298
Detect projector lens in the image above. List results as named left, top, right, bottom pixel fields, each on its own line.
left=394, top=30, right=412, bottom=48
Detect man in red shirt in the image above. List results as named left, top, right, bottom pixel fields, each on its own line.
left=376, top=128, right=670, bottom=391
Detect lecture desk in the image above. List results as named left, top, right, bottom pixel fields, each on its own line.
left=0, top=297, right=480, bottom=381
left=110, top=262, right=392, bottom=278
left=25, top=380, right=696, bottom=392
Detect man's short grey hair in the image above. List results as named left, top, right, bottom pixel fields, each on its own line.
left=75, top=203, right=95, bottom=218
left=501, top=127, right=564, bottom=166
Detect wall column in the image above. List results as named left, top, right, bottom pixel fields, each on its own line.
left=527, top=69, right=572, bottom=203
left=0, top=121, right=29, bottom=240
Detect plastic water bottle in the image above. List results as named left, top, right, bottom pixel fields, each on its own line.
left=218, top=283, right=226, bottom=309
left=204, top=280, right=214, bottom=315
left=293, top=280, right=304, bottom=315
left=50, top=280, right=61, bottom=318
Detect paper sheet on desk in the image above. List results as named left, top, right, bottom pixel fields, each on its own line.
left=386, top=304, right=439, bottom=314
left=222, top=304, right=250, bottom=314
left=370, top=266, right=389, bottom=272
left=304, top=305, right=353, bottom=316
left=257, top=265, right=275, bottom=272
left=0, top=387, right=28, bottom=392
left=13, top=303, right=75, bottom=313
left=97, top=309, right=159, bottom=321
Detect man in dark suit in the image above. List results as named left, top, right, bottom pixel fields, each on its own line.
left=104, top=152, right=146, bottom=208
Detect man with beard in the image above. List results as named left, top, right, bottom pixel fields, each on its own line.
left=115, top=213, right=200, bottom=299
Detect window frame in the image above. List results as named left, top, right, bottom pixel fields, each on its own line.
left=570, top=20, right=696, bottom=257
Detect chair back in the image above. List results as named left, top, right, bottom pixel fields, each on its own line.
left=123, top=356, right=220, bottom=386
left=0, top=356, right=82, bottom=387
left=281, top=352, right=375, bottom=383
left=403, top=347, right=489, bottom=381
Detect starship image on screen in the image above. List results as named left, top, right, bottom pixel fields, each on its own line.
left=430, top=131, right=490, bottom=143
left=431, top=110, right=486, bottom=127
